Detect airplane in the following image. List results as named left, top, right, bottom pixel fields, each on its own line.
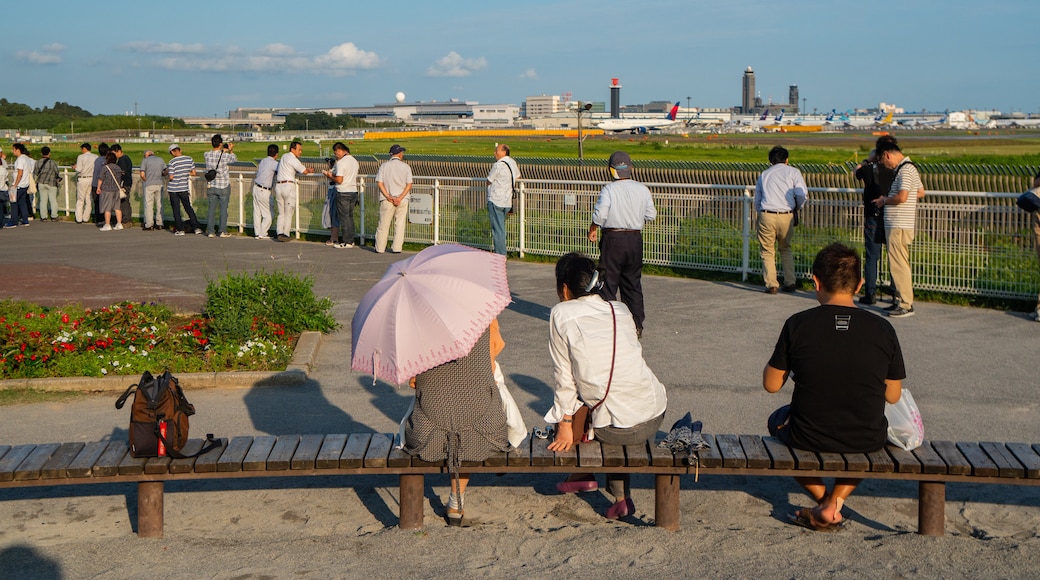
left=899, top=113, right=948, bottom=128
left=793, top=109, right=837, bottom=127
left=758, top=109, right=787, bottom=130
left=842, top=110, right=893, bottom=129
left=596, top=102, right=682, bottom=133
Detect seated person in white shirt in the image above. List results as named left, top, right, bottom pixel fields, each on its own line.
left=546, top=252, right=668, bottom=520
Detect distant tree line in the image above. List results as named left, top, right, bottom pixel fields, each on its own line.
left=282, top=111, right=404, bottom=130
left=0, top=99, right=189, bottom=133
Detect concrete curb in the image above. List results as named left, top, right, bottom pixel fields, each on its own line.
left=0, top=331, right=323, bottom=393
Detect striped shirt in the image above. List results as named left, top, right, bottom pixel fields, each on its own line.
left=167, top=155, right=195, bottom=193
left=883, top=158, right=923, bottom=230
left=204, top=149, right=237, bottom=189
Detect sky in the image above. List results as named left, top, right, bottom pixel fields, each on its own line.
left=6, top=0, right=1038, bottom=118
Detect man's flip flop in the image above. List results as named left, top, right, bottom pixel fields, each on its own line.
left=787, top=509, right=843, bottom=532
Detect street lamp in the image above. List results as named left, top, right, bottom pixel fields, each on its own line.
left=687, top=96, right=691, bottom=120
left=576, top=101, right=593, bottom=161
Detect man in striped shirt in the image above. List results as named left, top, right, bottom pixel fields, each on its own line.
left=166, top=145, right=202, bottom=236
left=873, top=137, right=924, bottom=318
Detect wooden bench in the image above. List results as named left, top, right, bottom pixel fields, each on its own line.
left=2, top=433, right=1038, bottom=538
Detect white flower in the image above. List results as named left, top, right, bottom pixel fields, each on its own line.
left=140, top=351, right=149, bottom=357
left=101, top=368, right=107, bottom=375
left=128, top=345, right=137, bottom=353
left=112, top=361, right=120, bottom=367
left=86, top=331, right=94, bottom=338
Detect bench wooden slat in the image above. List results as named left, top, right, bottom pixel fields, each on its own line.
left=790, top=446, right=820, bottom=470
left=695, top=434, right=722, bottom=468
left=761, top=437, right=795, bottom=470
left=411, top=455, right=445, bottom=467
left=576, top=441, right=602, bottom=468
left=913, top=442, right=949, bottom=475
left=67, top=441, right=110, bottom=478
left=980, top=442, right=1025, bottom=479
left=291, top=435, right=325, bottom=470
left=865, top=448, right=895, bottom=473
left=41, top=442, right=85, bottom=479
left=507, top=440, right=530, bottom=467
left=842, top=453, right=870, bottom=472
left=554, top=441, right=577, bottom=467
left=715, top=434, right=746, bottom=468
left=316, top=434, right=348, bottom=469
left=739, top=435, right=770, bottom=469
left=117, top=447, right=150, bottom=476
left=242, top=436, right=277, bottom=471
left=387, top=438, right=412, bottom=468
left=930, top=440, right=971, bottom=476
left=13, top=444, right=59, bottom=481
left=267, top=436, right=300, bottom=471
left=624, top=442, right=650, bottom=468
left=601, top=443, right=625, bottom=468
left=886, top=445, right=922, bottom=474
left=818, top=452, right=845, bottom=471
left=338, top=433, right=371, bottom=469
left=144, top=455, right=172, bottom=475
left=0, top=445, right=10, bottom=464
left=529, top=431, right=554, bottom=466
left=217, top=437, right=254, bottom=473
left=956, top=442, right=999, bottom=477
left=363, top=434, right=392, bottom=468
left=169, top=439, right=205, bottom=474
left=649, top=438, right=675, bottom=467
left=1006, top=443, right=1040, bottom=479
left=483, top=450, right=508, bottom=467
left=94, top=441, right=129, bottom=477
left=192, top=438, right=228, bottom=473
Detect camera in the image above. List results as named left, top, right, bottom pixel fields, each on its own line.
left=222, top=143, right=230, bottom=150
left=325, top=157, right=335, bottom=168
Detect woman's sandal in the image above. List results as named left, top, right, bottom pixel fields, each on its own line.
left=446, top=508, right=464, bottom=527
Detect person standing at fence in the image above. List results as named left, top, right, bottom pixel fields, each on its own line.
left=96, top=151, right=124, bottom=231
left=274, top=140, right=314, bottom=242
left=873, top=136, right=924, bottom=318
left=33, top=147, right=61, bottom=221
left=166, top=144, right=202, bottom=236
left=204, top=135, right=237, bottom=238
left=755, top=145, right=808, bottom=294
left=74, top=143, right=97, bottom=224
left=139, top=151, right=166, bottom=231
left=764, top=242, right=905, bottom=531
left=252, top=144, right=278, bottom=240
left=0, top=147, right=9, bottom=226
left=587, top=151, right=656, bottom=337
left=91, top=143, right=109, bottom=226
left=487, top=143, right=519, bottom=256
left=322, top=142, right=359, bottom=248
left=375, top=144, right=413, bottom=254
left=1030, top=169, right=1040, bottom=322
left=111, top=145, right=133, bottom=227
left=854, top=150, right=886, bottom=305
left=5, top=143, right=34, bottom=228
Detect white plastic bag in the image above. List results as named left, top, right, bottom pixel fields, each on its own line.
left=885, top=388, right=924, bottom=451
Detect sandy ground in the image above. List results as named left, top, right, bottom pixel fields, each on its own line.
left=2, top=222, right=1040, bottom=578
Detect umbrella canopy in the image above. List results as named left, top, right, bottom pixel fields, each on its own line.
left=351, top=244, right=511, bottom=385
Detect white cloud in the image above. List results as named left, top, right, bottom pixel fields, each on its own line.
left=315, top=42, right=381, bottom=73
left=519, top=68, right=538, bottom=80
left=128, top=41, right=380, bottom=75
left=426, top=51, right=487, bottom=78
left=16, top=43, right=64, bottom=65
left=124, top=41, right=206, bottom=54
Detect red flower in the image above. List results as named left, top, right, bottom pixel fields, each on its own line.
left=25, top=313, right=33, bottom=319
left=198, top=338, right=208, bottom=346
left=61, top=313, right=70, bottom=324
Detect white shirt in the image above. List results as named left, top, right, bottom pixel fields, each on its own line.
left=75, top=151, right=98, bottom=179
left=884, top=158, right=923, bottom=231
left=754, top=162, right=808, bottom=212
left=375, top=156, right=413, bottom=198
left=14, top=155, right=34, bottom=188
left=0, top=159, right=7, bottom=190
left=255, top=156, right=278, bottom=189
left=276, top=152, right=307, bottom=183
left=333, top=155, right=359, bottom=193
left=544, top=295, right=667, bottom=429
left=487, top=156, right=519, bottom=208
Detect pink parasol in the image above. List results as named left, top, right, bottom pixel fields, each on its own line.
left=351, top=244, right=511, bottom=385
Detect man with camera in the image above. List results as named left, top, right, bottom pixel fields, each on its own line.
left=322, top=142, right=359, bottom=248
left=274, top=141, right=314, bottom=242
left=204, top=134, right=237, bottom=238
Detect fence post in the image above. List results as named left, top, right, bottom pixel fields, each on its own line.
left=433, top=179, right=440, bottom=246
left=63, top=167, right=71, bottom=218
left=294, top=182, right=300, bottom=239
left=237, top=173, right=245, bottom=234
left=358, top=176, right=367, bottom=244
left=742, top=187, right=753, bottom=281
left=518, top=181, right=525, bottom=258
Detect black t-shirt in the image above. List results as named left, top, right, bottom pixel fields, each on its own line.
left=769, top=305, right=906, bottom=453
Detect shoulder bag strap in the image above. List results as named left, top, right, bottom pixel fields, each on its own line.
left=114, top=382, right=137, bottom=410
left=589, top=301, right=617, bottom=413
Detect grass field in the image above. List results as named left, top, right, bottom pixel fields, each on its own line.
left=21, top=130, right=1040, bottom=168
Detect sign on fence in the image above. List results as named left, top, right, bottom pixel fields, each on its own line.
left=408, top=194, right=434, bottom=224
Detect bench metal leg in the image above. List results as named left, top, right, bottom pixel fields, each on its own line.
left=918, top=481, right=945, bottom=536
left=137, top=481, right=164, bottom=538
left=654, top=474, right=680, bottom=531
left=399, top=474, right=424, bottom=530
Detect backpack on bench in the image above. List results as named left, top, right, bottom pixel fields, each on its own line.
left=115, top=370, right=218, bottom=458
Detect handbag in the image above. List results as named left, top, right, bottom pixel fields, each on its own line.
left=115, top=370, right=219, bottom=458
left=570, top=301, right=617, bottom=443
left=1016, top=188, right=1040, bottom=213
left=105, top=165, right=128, bottom=200
left=321, top=197, right=332, bottom=229
left=205, top=149, right=225, bottom=182
left=885, top=388, right=924, bottom=451
left=27, top=172, right=38, bottom=195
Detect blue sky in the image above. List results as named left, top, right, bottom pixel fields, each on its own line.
left=7, top=0, right=1037, bottom=117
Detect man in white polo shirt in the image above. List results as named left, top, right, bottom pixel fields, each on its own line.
left=374, top=144, right=413, bottom=254
left=873, top=136, right=924, bottom=318
left=274, top=141, right=314, bottom=242
left=74, top=143, right=98, bottom=223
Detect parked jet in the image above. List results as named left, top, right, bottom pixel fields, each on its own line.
left=843, top=110, right=893, bottom=129
left=597, top=102, right=682, bottom=133
left=793, top=109, right=837, bottom=127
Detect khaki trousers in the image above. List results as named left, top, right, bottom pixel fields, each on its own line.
left=757, top=211, right=796, bottom=289
left=376, top=198, right=409, bottom=253
left=886, top=227, right=915, bottom=309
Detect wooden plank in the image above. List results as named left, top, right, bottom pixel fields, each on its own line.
left=315, top=434, right=348, bottom=469
left=13, top=444, right=59, bottom=481
left=714, top=434, right=746, bottom=468
left=363, top=434, right=392, bottom=468
left=192, top=438, right=228, bottom=473
left=266, top=436, right=300, bottom=471
left=648, top=438, right=675, bottom=467
left=790, top=446, right=820, bottom=470
left=0, top=445, right=10, bottom=463
left=956, top=442, right=999, bottom=477
left=117, top=447, right=150, bottom=476
left=410, top=455, right=445, bottom=468
left=387, top=438, right=412, bottom=468
left=94, top=441, right=129, bottom=477
left=865, top=448, right=895, bottom=473
left=67, top=441, right=110, bottom=478
left=554, top=441, right=577, bottom=467
left=242, top=436, right=277, bottom=471
left=483, top=450, right=508, bottom=468
left=338, top=433, right=371, bottom=469
left=507, top=440, right=530, bottom=467
left=530, top=433, right=554, bottom=467
left=1006, top=443, right=1040, bottom=479
left=144, top=455, right=172, bottom=475
left=695, top=434, right=722, bottom=468
left=576, top=441, right=603, bottom=468
left=762, top=437, right=795, bottom=470
left=217, top=436, right=254, bottom=473
left=886, top=445, right=922, bottom=474
left=818, top=452, right=845, bottom=471
left=169, top=439, right=205, bottom=474
left=913, top=441, right=948, bottom=475
left=601, top=443, right=626, bottom=468
left=929, top=440, right=970, bottom=476
left=843, top=453, right=870, bottom=472
left=624, top=442, right=650, bottom=468
left=41, top=442, right=85, bottom=479
left=738, top=435, right=770, bottom=469
left=980, top=442, right=1025, bottom=479
left=291, top=434, right=325, bottom=470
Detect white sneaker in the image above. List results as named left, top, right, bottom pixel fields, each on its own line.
left=114, top=223, right=124, bottom=230
left=335, top=243, right=354, bottom=248
left=100, top=224, right=112, bottom=231
left=174, top=231, right=185, bottom=236
left=194, top=229, right=203, bottom=235
left=219, top=232, right=231, bottom=238
left=207, top=233, right=215, bottom=238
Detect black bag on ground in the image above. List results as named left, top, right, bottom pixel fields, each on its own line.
left=115, top=370, right=217, bottom=458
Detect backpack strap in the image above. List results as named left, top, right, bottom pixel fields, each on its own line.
left=157, top=430, right=220, bottom=459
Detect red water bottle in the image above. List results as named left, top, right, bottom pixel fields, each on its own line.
left=157, top=421, right=167, bottom=457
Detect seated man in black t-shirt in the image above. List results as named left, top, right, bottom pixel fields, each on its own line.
left=763, top=243, right=906, bottom=531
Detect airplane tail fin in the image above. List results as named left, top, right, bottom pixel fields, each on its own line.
left=667, top=102, right=680, bottom=121
left=759, top=109, right=769, bottom=121
left=775, top=109, right=785, bottom=122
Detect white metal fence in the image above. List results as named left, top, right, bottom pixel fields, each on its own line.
left=50, top=168, right=1039, bottom=300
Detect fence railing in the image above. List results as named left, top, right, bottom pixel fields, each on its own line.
left=51, top=168, right=1039, bottom=301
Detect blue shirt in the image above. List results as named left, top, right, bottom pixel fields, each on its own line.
left=591, top=179, right=656, bottom=230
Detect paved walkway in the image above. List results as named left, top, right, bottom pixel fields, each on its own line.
left=1, top=220, right=1038, bottom=445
